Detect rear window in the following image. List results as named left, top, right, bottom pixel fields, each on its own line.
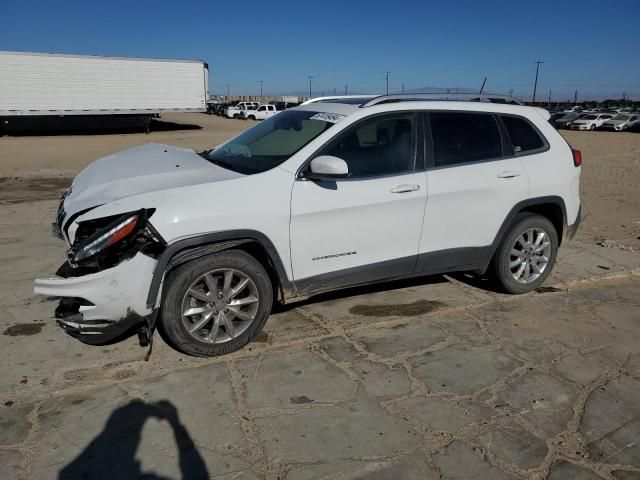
left=501, top=115, right=545, bottom=153
left=430, top=112, right=502, bottom=167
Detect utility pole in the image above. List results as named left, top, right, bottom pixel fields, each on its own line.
left=532, top=60, right=543, bottom=103
left=548, top=90, right=551, bottom=106
left=574, top=90, right=578, bottom=105
left=307, top=76, right=314, bottom=98
left=509, top=88, right=514, bottom=98
left=383, top=71, right=391, bottom=95
left=333, top=87, right=336, bottom=95
left=479, top=77, right=487, bottom=94
left=226, top=84, right=230, bottom=98
left=402, top=83, right=405, bottom=93
left=258, top=80, right=264, bottom=99
left=344, top=84, right=348, bottom=95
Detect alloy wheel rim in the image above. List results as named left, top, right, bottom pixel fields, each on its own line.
left=509, top=228, right=552, bottom=284
left=181, top=268, right=259, bottom=344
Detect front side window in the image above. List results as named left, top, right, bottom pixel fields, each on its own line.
left=501, top=115, right=545, bottom=153
left=321, top=113, right=416, bottom=178
left=430, top=112, right=502, bottom=167
left=206, top=110, right=334, bottom=174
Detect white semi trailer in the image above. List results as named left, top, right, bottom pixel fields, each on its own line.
left=0, top=51, right=209, bottom=133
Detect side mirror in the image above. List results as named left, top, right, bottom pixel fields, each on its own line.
left=306, top=155, right=349, bottom=180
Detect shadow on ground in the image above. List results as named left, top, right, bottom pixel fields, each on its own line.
left=58, top=400, right=208, bottom=480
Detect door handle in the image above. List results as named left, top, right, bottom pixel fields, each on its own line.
left=497, top=171, right=521, bottom=179
left=390, top=184, right=420, bottom=193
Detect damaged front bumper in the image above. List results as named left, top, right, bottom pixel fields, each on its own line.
left=34, top=253, right=158, bottom=344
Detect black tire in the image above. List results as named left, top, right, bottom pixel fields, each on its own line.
left=159, top=250, right=273, bottom=357
left=248, top=115, right=256, bottom=121
left=491, top=213, right=558, bottom=294
left=589, top=124, right=595, bottom=131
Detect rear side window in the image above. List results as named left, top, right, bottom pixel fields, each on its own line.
left=501, top=115, right=545, bottom=153
left=430, top=113, right=502, bottom=167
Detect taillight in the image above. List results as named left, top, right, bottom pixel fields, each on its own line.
left=572, top=149, right=582, bottom=167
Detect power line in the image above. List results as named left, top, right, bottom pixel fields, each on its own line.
left=383, top=71, right=391, bottom=95
left=307, top=75, right=314, bottom=97
left=532, top=61, right=543, bottom=103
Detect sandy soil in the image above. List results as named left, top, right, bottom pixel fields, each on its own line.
left=1, top=114, right=639, bottom=249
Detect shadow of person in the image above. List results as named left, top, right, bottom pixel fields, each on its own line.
left=59, top=399, right=209, bottom=480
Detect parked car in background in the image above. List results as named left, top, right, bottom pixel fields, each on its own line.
left=554, top=112, right=582, bottom=129
left=225, top=102, right=259, bottom=118
left=599, top=114, right=640, bottom=132
left=549, top=112, right=568, bottom=128
left=241, top=104, right=277, bottom=120
left=569, top=113, right=614, bottom=131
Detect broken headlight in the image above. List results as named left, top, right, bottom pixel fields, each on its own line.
left=69, top=209, right=159, bottom=266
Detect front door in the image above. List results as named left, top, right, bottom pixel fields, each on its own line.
left=290, top=112, right=427, bottom=293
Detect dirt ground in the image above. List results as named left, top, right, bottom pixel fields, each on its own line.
left=1, top=114, right=639, bottom=480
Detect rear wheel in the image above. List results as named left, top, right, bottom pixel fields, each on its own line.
left=159, top=250, right=273, bottom=356
left=491, top=213, right=558, bottom=294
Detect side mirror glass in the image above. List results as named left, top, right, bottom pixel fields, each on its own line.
left=306, top=155, right=349, bottom=180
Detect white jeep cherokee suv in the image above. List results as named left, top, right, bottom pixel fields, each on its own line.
left=35, top=94, right=582, bottom=357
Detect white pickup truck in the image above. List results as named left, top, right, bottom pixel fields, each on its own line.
left=241, top=104, right=277, bottom=121
left=225, top=102, right=259, bottom=119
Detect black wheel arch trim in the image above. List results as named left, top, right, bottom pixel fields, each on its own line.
left=146, top=230, right=293, bottom=309
left=490, top=195, right=568, bottom=255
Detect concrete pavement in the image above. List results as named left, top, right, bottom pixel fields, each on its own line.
left=1, top=198, right=639, bottom=479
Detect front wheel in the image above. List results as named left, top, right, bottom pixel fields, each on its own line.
left=491, top=213, right=558, bottom=294
left=159, top=250, right=273, bottom=356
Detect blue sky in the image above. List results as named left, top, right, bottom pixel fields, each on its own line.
left=2, top=0, right=639, bottom=100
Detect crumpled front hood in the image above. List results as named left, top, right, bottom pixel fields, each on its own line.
left=63, top=143, right=243, bottom=218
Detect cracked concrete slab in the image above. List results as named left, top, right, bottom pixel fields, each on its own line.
left=349, top=358, right=411, bottom=398
left=349, top=317, right=449, bottom=358
left=0, top=403, right=33, bottom=445
left=285, top=453, right=438, bottom=480
left=0, top=449, right=22, bottom=480
left=254, top=397, right=421, bottom=464
left=410, top=344, right=522, bottom=396
left=237, top=348, right=355, bottom=409
left=494, top=371, right=579, bottom=437
left=547, top=460, right=605, bottom=479
left=433, top=440, right=516, bottom=479
left=477, top=422, right=548, bottom=470
left=581, top=374, right=640, bottom=465
left=394, top=395, right=482, bottom=433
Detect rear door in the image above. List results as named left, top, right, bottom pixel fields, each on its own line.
left=418, top=111, right=529, bottom=272
left=290, top=112, right=427, bottom=292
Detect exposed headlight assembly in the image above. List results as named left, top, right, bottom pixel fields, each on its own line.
left=69, top=209, right=154, bottom=265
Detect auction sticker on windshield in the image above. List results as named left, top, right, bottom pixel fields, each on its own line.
left=309, top=112, right=347, bottom=123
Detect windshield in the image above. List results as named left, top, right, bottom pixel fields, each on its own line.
left=206, top=110, right=334, bottom=174
left=581, top=114, right=598, bottom=120
left=612, top=114, right=632, bottom=121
